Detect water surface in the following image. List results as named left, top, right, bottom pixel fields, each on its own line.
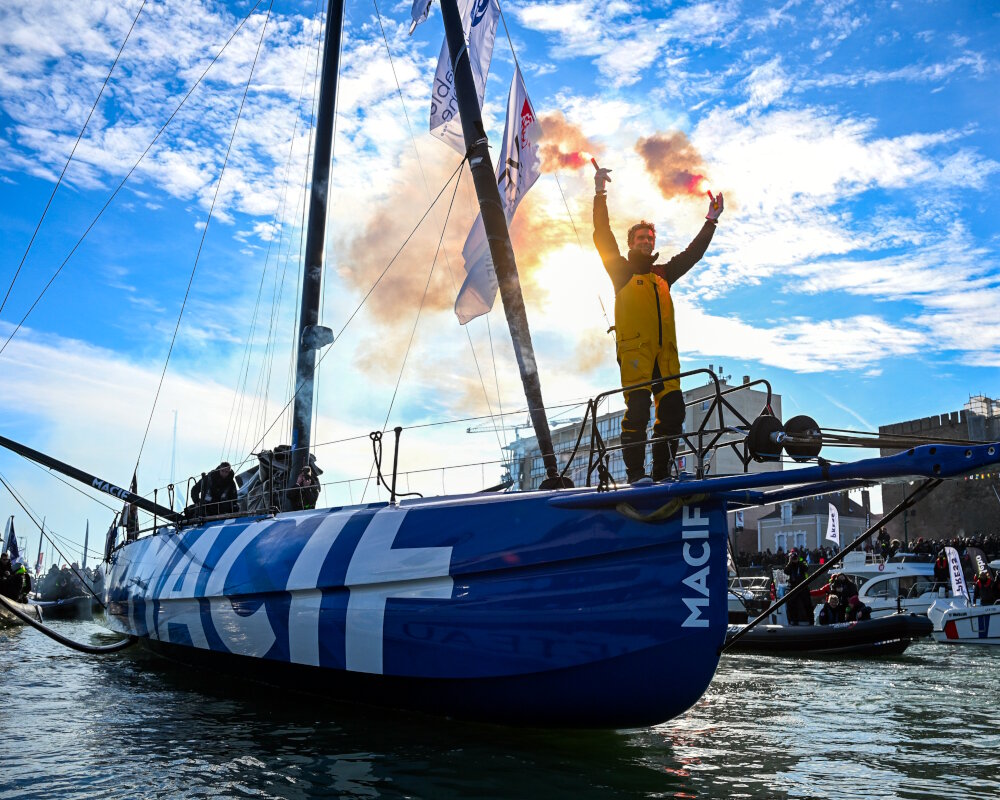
left=2, top=617, right=997, bottom=799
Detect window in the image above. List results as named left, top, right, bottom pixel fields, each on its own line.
left=866, top=578, right=898, bottom=598
left=781, top=504, right=792, bottom=525
left=775, top=533, right=787, bottom=552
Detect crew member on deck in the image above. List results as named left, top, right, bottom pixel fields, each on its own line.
left=288, top=466, right=321, bottom=511
left=592, top=164, right=723, bottom=483
left=190, top=462, right=240, bottom=517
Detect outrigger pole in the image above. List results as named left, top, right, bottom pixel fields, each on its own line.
left=439, top=0, right=566, bottom=486
left=287, top=0, right=343, bottom=499
left=0, top=434, right=181, bottom=523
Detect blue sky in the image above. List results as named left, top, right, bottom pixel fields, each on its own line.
left=0, top=0, right=998, bottom=562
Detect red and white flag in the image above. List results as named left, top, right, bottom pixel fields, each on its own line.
left=456, top=67, right=542, bottom=324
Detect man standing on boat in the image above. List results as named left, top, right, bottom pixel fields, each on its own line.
left=593, top=164, right=723, bottom=483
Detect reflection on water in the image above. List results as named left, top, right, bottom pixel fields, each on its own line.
left=2, top=619, right=998, bottom=799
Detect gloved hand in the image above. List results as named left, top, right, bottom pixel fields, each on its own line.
left=706, top=191, right=724, bottom=221
left=594, top=166, right=612, bottom=194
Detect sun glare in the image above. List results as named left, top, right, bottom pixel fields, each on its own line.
left=527, top=245, right=612, bottom=332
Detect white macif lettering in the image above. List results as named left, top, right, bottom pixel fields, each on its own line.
left=158, top=528, right=223, bottom=648
left=205, top=524, right=276, bottom=658
left=683, top=541, right=710, bottom=567
left=344, top=507, right=453, bottom=675
left=683, top=505, right=708, bottom=527
left=683, top=565, right=711, bottom=597
left=286, top=510, right=359, bottom=666
left=682, top=597, right=710, bottom=628
left=680, top=506, right=711, bottom=628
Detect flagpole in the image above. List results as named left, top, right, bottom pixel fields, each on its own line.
left=439, top=0, right=564, bottom=486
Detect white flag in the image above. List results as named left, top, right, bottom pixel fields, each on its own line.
left=825, top=503, right=840, bottom=546
left=409, top=0, right=433, bottom=34
left=430, top=0, right=500, bottom=154
left=944, top=546, right=970, bottom=600
left=455, top=67, right=542, bottom=324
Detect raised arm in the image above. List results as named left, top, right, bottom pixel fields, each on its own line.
left=655, top=191, right=723, bottom=286
left=592, top=192, right=621, bottom=265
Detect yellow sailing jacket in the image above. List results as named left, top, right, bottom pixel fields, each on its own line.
left=593, top=194, right=716, bottom=397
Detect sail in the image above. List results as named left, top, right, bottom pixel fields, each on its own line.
left=430, top=0, right=499, bottom=153
left=456, top=67, right=542, bottom=324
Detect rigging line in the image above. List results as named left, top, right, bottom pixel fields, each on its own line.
left=0, top=474, right=108, bottom=609
left=132, top=2, right=276, bottom=475
left=496, top=0, right=522, bottom=77
left=20, top=457, right=118, bottom=513
left=224, top=2, right=322, bottom=462
left=0, top=475, right=86, bottom=562
left=552, top=173, right=612, bottom=329
left=0, top=0, right=269, bottom=360
left=485, top=313, right=509, bottom=449
left=370, top=0, right=504, bottom=459
left=0, top=0, right=149, bottom=316
left=362, top=161, right=467, bottom=502
left=238, top=158, right=467, bottom=462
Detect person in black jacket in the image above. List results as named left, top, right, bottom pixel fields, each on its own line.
left=784, top=549, right=813, bottom=625
left=831, top=572, right=859, bottom=607
left=845, top=595, right=872, bottom=621
left=288, top=466, right=321, bottom=511
left=975, top=571, right=998, bottom=605
left=818, top=594, right=843, bottom=625
left=933, top=552, right=949, bottom=585
left=190, top=462, right=239, bottom=516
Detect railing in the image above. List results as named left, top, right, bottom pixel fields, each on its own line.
left=567, top=368, right=774, bottom=488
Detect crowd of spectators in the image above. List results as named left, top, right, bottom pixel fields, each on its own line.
left=735, top=532, right=1000, bottom=574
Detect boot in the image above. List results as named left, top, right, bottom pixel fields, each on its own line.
left=651, top=436, right=675, bottom=482
left=621, top=430, right=648, bottom=483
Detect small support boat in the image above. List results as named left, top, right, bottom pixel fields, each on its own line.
left=724, top=614, right=932, bottom=656
left=28, top=595, right=93, bottom=621
left=0, top=595, right=43, bottom=628
left=928, top=600, right=1000, bottom=646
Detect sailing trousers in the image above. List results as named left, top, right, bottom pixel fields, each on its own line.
left=621, top=389, right=685, bottom=482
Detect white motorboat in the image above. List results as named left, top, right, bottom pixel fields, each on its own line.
left=928, top=599, right=1000, bottom=646
left=837, top=551, right=953, bottom=620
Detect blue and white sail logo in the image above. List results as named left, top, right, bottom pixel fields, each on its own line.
left=471, top=0, right=492, bottom=27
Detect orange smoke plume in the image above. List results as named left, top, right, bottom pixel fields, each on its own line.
left=536, top=111, right=603, bottom=174
left=635, top=131, right=711, bottom=199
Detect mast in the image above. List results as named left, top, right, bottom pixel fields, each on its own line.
left=287, top=0, right=343, bottom=498
left=438, top=0, right=563, bottom=485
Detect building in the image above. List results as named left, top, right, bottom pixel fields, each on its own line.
left=755, top=492, right=872, bottom=555
left=879, top=394, right=1000, bottom=544
left=505, top=371, right=782, bottom=491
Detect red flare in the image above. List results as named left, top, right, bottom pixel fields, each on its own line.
left=685, top=173, right=710, bottom=195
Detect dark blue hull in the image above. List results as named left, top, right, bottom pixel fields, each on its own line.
left=103, top=490, right=728, bottom=727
